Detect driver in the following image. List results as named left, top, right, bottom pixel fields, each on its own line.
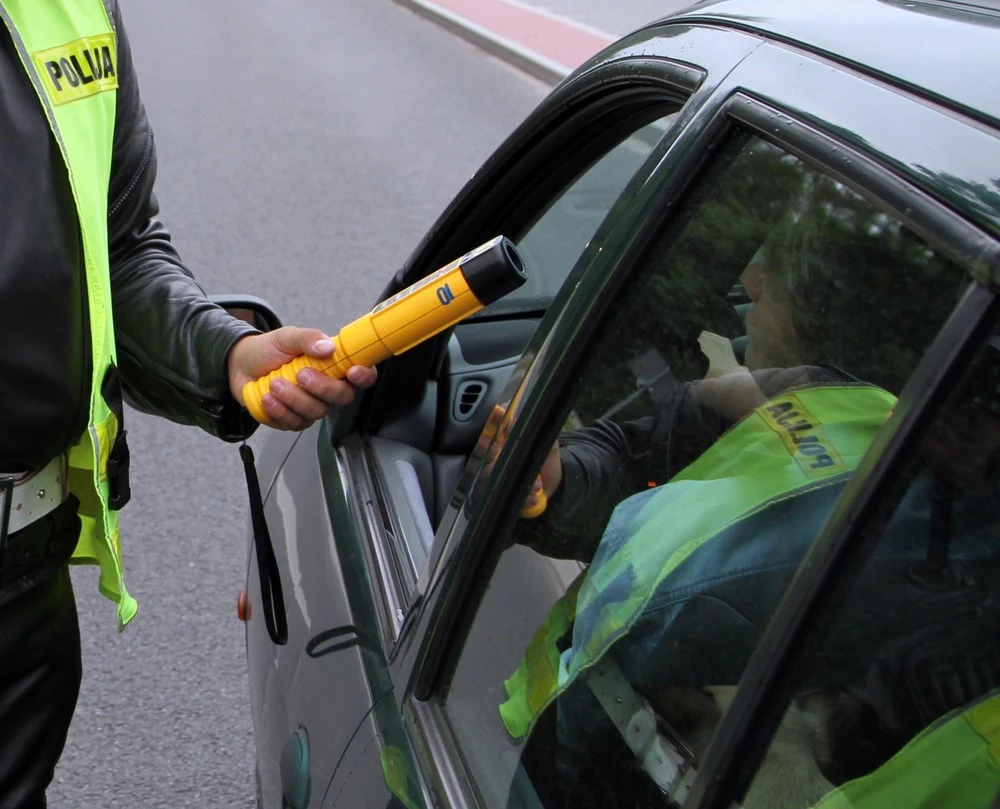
left=498, top=209, right=966, bottom=808
left=516, top=224, right=868, bottom=565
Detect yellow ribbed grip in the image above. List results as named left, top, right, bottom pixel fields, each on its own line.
left=242, top=351, right=349, bottom=425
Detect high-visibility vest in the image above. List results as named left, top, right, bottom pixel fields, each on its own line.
left=500, top=384, right=896, bottom=740
left=0, top=0, right=137, bottom=629
left=815, top=691, right=1000, bottom=808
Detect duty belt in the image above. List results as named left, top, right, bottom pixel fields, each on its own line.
left=0, top=454, right=69, bottom=541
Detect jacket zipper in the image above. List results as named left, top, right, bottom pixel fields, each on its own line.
left=108, top=128, right=152, bottom=218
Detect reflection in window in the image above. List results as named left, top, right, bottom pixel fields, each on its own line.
left=442, top=133, right=969, bottom=809
left=732, top=319, right=1000, bottom=809
left=487, top=114, right=680, bottom=317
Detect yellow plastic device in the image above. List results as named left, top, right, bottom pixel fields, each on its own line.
left=243, top=236, right=527, bottom=425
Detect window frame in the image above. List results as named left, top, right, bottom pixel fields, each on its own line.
left=397, top=52, right=759, bottom=712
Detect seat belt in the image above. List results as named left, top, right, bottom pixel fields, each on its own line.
left=586, top=657, right=704, bottom=805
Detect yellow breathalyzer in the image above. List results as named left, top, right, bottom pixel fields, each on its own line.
left=242, top=236, right=527, bottom=424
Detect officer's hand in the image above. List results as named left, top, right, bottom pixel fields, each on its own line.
left=228, top=327, right=378, bottom=430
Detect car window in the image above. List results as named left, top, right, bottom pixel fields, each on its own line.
left=439, top=131, right=971, bottom=808
left=727, top=312, right=1000, bottom=809
left=369, top=110, right=683, bottom=607
left=478, top=114, right=678, bottom=318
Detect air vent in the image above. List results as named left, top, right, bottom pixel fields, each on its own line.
left=454, top=380, right=487, bottom=422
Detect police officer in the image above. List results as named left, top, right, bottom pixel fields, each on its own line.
left=0, top=2, right=376, bottom=806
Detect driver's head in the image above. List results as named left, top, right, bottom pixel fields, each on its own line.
left=741, top=206, right=960, bottom=394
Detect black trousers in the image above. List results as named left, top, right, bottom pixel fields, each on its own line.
left=0, top=497, right=84, bottom=809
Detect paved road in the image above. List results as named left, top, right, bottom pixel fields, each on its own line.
left=49, top=1, right=545, bottom=806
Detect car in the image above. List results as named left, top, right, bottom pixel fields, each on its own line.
left=240, top=1, right=1000, bottom=807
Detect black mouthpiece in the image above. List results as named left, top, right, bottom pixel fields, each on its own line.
left=461, top=236, right=527, bottom=306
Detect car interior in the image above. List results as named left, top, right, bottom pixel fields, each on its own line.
left=729, top=326, right=1000, bottom=808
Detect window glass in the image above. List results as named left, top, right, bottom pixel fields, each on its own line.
left=730, top=313, right=1000, bottom=809
left=378, top=112, right=681, bottom=593
left=481, top=114, right=679, bottom=317
left=441, top=131, right=970, bottom=808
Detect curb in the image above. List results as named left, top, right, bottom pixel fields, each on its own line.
left=392, top=0, right=610, bottom=85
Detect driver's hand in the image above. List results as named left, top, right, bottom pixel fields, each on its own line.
left=524, top=440, right=562, bottom=511
left=694, top=370, right=765, bottom=423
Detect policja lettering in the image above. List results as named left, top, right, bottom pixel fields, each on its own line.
left=759, top=392, right=848, bottom=478
left=33, top=32, right=117, bottom=105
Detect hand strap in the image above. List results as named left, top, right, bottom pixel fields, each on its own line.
left=240, top=442, right=288, bottom=645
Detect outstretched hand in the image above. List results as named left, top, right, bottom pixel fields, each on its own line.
left=524, top=440, right=562, bottom=512
left=228, top=327, right=377, bottom=430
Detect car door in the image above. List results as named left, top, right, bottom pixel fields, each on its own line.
left=293, top=22, right=766, bottom=809
left=382, top=30, right=1000, bottom=809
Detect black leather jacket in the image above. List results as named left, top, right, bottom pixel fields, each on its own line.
left=0, top=2, right=257, bottom=470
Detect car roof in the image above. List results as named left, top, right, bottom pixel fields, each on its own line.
left=663, top=0, right=1000, bottom=128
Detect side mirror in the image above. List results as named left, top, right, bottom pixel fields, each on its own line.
left=209, top=294, right=284, bottom=333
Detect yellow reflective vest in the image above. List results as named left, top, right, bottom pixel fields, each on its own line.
left=816, top=691, right=1000, bottom=808
left=0, top=0, right=137, bottom=629
left=501, top=384, right=896, bottom=739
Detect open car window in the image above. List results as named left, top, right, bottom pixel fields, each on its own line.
left=481, top=114, right=679, bottom=318
left=362, top=105, right=686, bottom=620
left=439, top=130, right=972, bottom=807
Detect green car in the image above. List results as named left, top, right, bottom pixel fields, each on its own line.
left=243, top=1, right=1000, bottom=807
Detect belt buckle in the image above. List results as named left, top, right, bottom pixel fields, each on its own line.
left=0, top=474, right=13, bottom=577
